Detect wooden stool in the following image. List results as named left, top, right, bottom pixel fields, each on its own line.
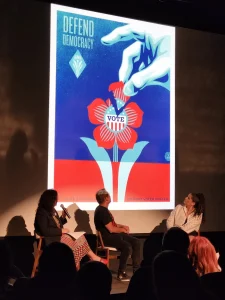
left=31, top=235, right=44, bottom=278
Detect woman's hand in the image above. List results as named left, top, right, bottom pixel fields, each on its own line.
left=62, top=228, right=70, bottom=234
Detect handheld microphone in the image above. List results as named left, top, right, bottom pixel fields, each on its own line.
left=60, top=204, right=71, bottom=219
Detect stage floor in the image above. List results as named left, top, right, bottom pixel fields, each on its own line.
left=110, top=259, right=132, bottom=294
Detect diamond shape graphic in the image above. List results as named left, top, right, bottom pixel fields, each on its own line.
left=69, top=50, right=86, bottom=78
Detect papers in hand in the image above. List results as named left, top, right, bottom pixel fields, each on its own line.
left=66, top=232, right=85, bottom=240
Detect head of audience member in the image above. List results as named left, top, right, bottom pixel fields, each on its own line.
left=37, top=189, right=58, bottom=213
left=184, top=193, right=205, bottom=219
left=142, top=233, right=163, bottom=267
left=38, top=242, right=76, bottom=284
left=153, top=250, right=201, bottom=300
left=126, top=266, right=156, bottom=300
left=189, top=236, right=220, bottom=276
left=77, top=261, right=112, bottom=300
left=0, top=240, right=13, bottom=288
left=162, top=227, right=190, bottom=256
left=95, top=189, right=111, bottom=207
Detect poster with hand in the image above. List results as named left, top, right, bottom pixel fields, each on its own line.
left=49, top=4, right=175, bottom=210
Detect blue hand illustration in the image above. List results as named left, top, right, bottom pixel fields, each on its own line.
left=101, top=24, right=172, bottom=96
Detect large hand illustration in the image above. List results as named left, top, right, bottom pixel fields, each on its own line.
left=101, top=24, right=172, bottom=96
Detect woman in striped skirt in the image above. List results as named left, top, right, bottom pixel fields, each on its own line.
left=34, top=189, right=107, bottom=270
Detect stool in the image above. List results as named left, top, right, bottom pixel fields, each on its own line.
left=31, top=235, right=44, bottom=278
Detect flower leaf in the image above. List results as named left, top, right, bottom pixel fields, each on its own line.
left=118, top=141, right=149, bottom=202
left=80, top=137, right=113, bottom=201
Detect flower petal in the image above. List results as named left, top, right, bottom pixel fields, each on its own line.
left=109, top=81, right=130, bottom=104
left=87, top=98, right=107, bottom=125
left=93, top=124, right=115, bottom=149
left=109, top=81, right=124, bottom=91
left=105, top=98, right=112, bottom=107
left=116, top=126, right=137, bottom=150
left=125, top=102, right=144, bottom=128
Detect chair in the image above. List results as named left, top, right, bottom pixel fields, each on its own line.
left=31, top=234, right=44, bottom=278
left=96, top=231, right=120, bottom=268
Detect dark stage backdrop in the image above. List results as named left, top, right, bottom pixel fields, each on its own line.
left=0, top=0, right=225, bottom=236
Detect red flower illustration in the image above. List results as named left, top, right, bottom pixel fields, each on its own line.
left=87, top=98, right=144, bottom=150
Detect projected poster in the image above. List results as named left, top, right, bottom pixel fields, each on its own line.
left=49, top=4, right=175, bottom=210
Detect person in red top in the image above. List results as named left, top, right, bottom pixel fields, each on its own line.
left=94, top=188, right=140, bottom=281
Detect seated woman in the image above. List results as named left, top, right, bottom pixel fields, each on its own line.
left=166, top=193, right=205, bottom=237
left=34, top=189, right=107, bottom=269
left=189, top=236, right=221, bottom=276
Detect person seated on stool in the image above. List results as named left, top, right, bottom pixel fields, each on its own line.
left=167, top=193, right=205, bottom=240
left=94, top=188, right=140, bottom=281
left=34, top=189, right=107, bottom=270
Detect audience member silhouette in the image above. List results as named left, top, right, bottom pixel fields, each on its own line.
left=127, top=228, right=190, bottom=300
left=201, top=248, right=225, bottom=299
left=153, top=250, right=203, bottom=300
left=0, top=240, right=14, bottom=299
left=162, top=227, right=190, bottom=255
left=153, top=250, right=219, bottom=300
left=125, top=265, right=156, bottom=300
left=126, top=232, right=163, bottom=300
left=76, top=261, right=112, bottom=300
left=189, top=236, right=220, bottom=276
left=141, top=232, right=163, bottom=267
left=15, top=242, right=76, bottom=300
left=38, top=242, right=76, bottom=276
left=0, top=240, right=23, bottom=299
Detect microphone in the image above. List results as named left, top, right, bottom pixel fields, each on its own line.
left=60, top=204, right=71, bottom=219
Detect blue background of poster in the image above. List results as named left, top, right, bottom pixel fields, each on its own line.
left=55, top=11, right=170, bottom=163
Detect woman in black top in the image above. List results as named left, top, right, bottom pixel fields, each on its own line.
left=34, top=189, right=107, bottom=269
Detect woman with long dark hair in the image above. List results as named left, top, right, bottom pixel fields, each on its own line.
left=34, top=189, right=107, bottom=270
left=166, top=193, right=205, bottom=237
